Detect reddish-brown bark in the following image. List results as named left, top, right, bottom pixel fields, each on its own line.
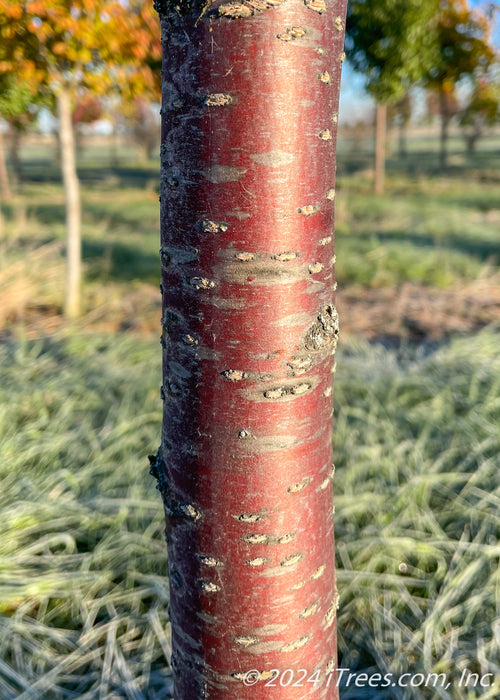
left=152, top=1, right=347, bottom=697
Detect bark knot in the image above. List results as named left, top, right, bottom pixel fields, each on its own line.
left=305, top=0, right=327, bottom=13
left=218, top=0, right=285, bottom=19
left=205, top=93, right=233, bottom=107
left=277, top=26, right=306, bottom=41
left=305, top=304, right=339, bottom=353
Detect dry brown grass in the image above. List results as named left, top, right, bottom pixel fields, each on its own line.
left=0, top=242, right=64, bottom=327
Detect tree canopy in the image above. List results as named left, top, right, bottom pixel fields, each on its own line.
left=424, top=0, right=496, bottom=94
left=346, top=0, right=439, bottom=104
left=0, top=0, right=161, bottom=100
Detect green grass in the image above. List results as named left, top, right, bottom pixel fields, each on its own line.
left=2, top=137, right=499, bottom=308
left=1, top=330, right=500, bottom=697
left=335, top=176, right=500, bottom=288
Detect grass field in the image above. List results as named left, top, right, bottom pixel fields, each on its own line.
left=1, top=133, right=499, bottom=698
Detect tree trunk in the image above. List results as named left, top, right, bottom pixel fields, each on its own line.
left=58, top=85, right=82, bottom=319
left=110, top=124, right=119, bottom=168
left=374, top=101, right=387, bottom=194
left=464, top=127, right=480, bottom=156
left=9, top=125, right=22, bottom=184
left=152, top=1, right=347, bottom=697
left=0, top=128, right=12, bottom=201
left=439, top=89, right=449, bottom=171
left=398, top=120, right=407, bottom=160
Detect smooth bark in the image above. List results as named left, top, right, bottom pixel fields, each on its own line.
left=374, top=101, right=386, bottom=194
left=58, top=85, right=82, bottom=319
left=153, top=1, right=347, bottom=697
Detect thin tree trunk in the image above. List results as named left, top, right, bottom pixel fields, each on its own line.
left=439, top=89, right=449, bottom=171
left=152, top=1, right=347, bottom=697
left=0, top=128, right=12, bottom=201
left=58, top=85, right=82, bottom=319
left=399, top=121, right=407, bottom=160
left=374, top=101, right=387, bottom=194
left=9, top=126, right=22, bottom=184
left=110, top=123, right=120, bottom=168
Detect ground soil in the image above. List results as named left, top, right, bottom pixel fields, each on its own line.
left=337, top=277, right=500, bottom=343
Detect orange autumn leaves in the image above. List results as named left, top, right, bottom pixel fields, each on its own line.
left=0, top=0, right=162, bottom=99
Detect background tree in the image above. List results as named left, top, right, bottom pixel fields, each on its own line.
left=423, top=0, right=496, bottom=169
left=0, top=78, right=44, bottom=190
left=388, top=92, right=412, bottom=160
left=0, top=115, right=12, bottom=201
left=459, top=73, right=499, bottom=153
left=72, top=94, right=103, bottom=155
left=346, top=0, right=438, bottom=193
left=121, top=98, right=161, bottom=162
left=152, top=0, right=347, bottom=696
left=0, top=0, right=161, bottom=318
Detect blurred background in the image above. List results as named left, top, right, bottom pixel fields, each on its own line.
left=0, top=1, right=499, bottom=698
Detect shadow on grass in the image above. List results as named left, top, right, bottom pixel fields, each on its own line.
left=12, top=158, right=159, bottom=190
left=354, top=229, right=500, bottom=263
left=14, top=200, right=157, bottom=236
left=82, top=239, right=159, bottom=284
left=83, top=201, right=158, bottom=232
left=337, top=144, right=500, bottom=181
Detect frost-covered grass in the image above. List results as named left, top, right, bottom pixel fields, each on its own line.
left=1, top=329, right=500, bottom=697
left=0, top=332, right=170, bottom=699
left=334, top=332, right=500, bottom=698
